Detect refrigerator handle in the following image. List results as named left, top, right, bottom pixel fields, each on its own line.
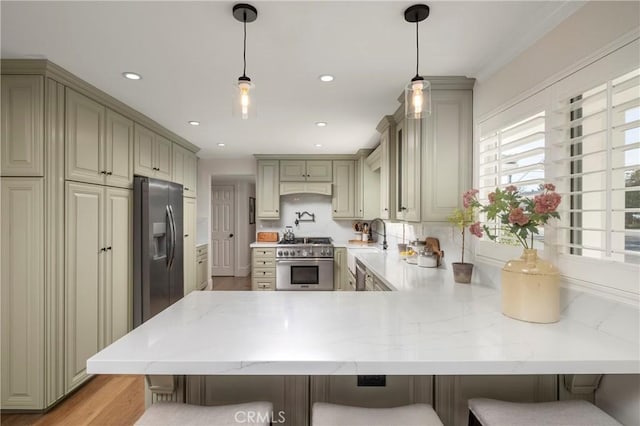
left=165, top=205, right=174, bottom=269
left=168, top=204, right=177, bottom=269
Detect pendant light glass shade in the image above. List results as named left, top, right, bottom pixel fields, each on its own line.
left=405, top=77, right=431, bottom=119
left=234, top=77, right=255, bottom=120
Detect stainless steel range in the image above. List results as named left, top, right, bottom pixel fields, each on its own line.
left=276, top=237, right=334, bottom=291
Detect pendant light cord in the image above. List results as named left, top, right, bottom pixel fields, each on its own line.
left=415, top=19, right=419, bottom=78
left=242, top=14, right=247, bottom=78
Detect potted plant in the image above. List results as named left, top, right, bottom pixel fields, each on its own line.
left=464, top=183, right=562, bottom=323
left=447, top=191, right=479, bottom=283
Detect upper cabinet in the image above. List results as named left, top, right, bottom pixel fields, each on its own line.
left=65, top=89, right=134, bottom=188
left=332, top=160, right=356, bottom=218
left=376, top=116, right=396, bottom=220
left=257, top=160, right=280, bottom=219
left=134, top=124, right=172, bottom=181
left=280, top=160, right=332, bottom=182
left=1, top=76, right=44, bottom=177
left=173, top=144, right=198, bottom=198
left=394, top=115, right=422, bottom=222
left=421, top=90, right=473, bottom=221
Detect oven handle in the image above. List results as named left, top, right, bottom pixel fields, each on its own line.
left=276, top=259, right=334, bottom=264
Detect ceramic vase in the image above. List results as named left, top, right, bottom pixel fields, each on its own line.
left=501, top=249, right=560, bottom=323
left=452, top=262, right=473, bottom=284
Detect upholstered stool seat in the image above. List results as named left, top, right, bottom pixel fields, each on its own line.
left=135, top=401, right=273, bottom=426
left=468, top=398, right=622, bottom=426
left=312, top=402, right=444, bottom=426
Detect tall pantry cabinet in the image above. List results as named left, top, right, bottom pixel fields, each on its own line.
left=0, top=60, right=199, bottom=410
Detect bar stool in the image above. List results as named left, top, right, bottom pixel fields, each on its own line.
left=135, top=401, right=273, bottom=426
left=468, top=398, right=622, bottom=426
left=312, top=402, right=444, bottom=426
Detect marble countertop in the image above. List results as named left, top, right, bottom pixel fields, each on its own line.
left=250, top=242, right=279, bottom=248
left=87, top=287, right=639, bottom=376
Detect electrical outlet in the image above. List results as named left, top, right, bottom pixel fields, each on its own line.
left=357, top=375, right=386, bottom=387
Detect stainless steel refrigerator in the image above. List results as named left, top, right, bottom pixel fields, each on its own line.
left=133, top=175, right=183, bottom=328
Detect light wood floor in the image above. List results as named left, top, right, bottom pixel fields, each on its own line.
left=210, top=275, right=251, bottom=291
left=1, top=375, right=145, bottom=426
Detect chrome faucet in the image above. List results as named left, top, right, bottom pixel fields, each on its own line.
left=369, top=218, right=388, bottom=250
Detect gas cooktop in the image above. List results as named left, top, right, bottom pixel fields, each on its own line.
left=277, top=237, right=332, bottom=245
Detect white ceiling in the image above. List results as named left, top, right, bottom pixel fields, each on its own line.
left=1, top=1, right=583, bottom=158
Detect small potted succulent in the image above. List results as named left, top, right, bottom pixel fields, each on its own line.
left=447, top=189, right=481, bottom=283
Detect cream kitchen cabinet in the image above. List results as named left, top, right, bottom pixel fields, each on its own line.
left=354, top=152, right=380, bottom=219
left=421, top=90, right=473, bottom=221
left=134, top=124, right=172, bottom=181
left=333, top=247, right=348, bottom=291
left=252, top=247, right=276, bottom=290
left=65, top=89, right=134, bottom=188
left=65, top=182, right=131, bottom=392
left=183, top=197, right=197, bottom=295
left=1, top=178, right=44, bottom=409
left=173, top=144, right=197, bottom=198
left=376, top=116, right=396, bottom=220
left=196, top=245, right=209, bottom=290
left=257, top=160, right=280, bottom=219
left=1, top=76, right=44, bottom=176
left=332, top=160, right=356, bottom=219
left=280, top=159, right=332, bottom=182
left=395, top=116, right=421, bottom=222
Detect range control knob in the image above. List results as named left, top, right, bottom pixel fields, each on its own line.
left=296, top=249, right=301, bottom=256
left=283, top=250, right=289, bottom=256
left=302, top=249, right=308, bottom=257
left=277, top=251, right=283, bottom=256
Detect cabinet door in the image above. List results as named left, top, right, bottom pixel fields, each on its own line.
left=379, top=127, right=396, bottom=220
left=172, top=144, right=186, bottom=185
left=154, top=135, right=172, bottom=180
left=1, top=76, right=44, bottom=176
left=65, top=89, right=105, bottom=185
left=104, top=188, right=131, bottom=345
left=134, top=124, right=155, bottom=177
left=422, top=91, right=472, bottom=221
left=404, top=119, right=421, bottom=222
left=65, top=182, right=103, bottom=392
left=279, top=160, right=306, bottom=182
left=354, top=158, right=363, bottom=218
left=305, top=160, right=332, bottom=182
left=183, top=151, right=198, bottom=197
left=183, top=197, right=197, bottom=295
left=332, top=160, right=355, bottom=218
left=105, top=109, right=133, bottom=188
left=333, top=248, right=346, bottom=290
left=257, top=160, right=280, bottom=219
left=1, top=178, right=44, bottom=409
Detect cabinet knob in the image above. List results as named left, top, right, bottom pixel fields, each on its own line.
left=100, top=170, right=107, bottom=175
left=106, top=246, right=112, bottom=251
left=198, top=261, right=203, bottom=264
left=401, top=206, right=407, bottom=211
left=275, top=209, right=279, bottom=213
left=106, top=171, right=112, bottom=176
left=185, top=234, right=189, bottom=237
left=384, top=208, right=389, bottom=211
left=100, top=247, right=106, bottom=252
left=334, top=210, right=337, bottom=213
left=185, top=187, right=189, bottom=191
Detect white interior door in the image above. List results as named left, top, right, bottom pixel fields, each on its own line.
left=211, top=185, right=235, bottom=276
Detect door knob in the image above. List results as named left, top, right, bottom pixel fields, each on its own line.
left=229, top=233, right=234, bottom=238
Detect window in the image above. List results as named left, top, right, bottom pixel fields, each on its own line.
left=554, top=68, right=640, bottom=265
left=477, top=111, right=546, bottom=247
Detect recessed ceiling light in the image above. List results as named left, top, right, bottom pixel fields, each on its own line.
left=314, top=144, right=322, bottom=148
left=188, top=121, right=200, bottom=126
left=217, top=143, right=226, bottom=147
left=316, top=122, right=327, bottom=127
left=122, top=72, right=142, bottom=80
left=319, top=74, right=334, bottom=82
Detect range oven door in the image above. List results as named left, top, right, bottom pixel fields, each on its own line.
left=276, top=259, right=334, bottom=291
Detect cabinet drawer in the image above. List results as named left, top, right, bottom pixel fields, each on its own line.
left=252, top=268, right=276, bottom=279
left=252, top=257, right=276, bottom=268
left=253, top=248, right=276, bottom=258
left=251, top=277, right=275, bottom=291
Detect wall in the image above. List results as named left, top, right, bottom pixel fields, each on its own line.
left=474, top=1, right=640, bottom=120
left=472, top=2, right=640, bottom=423
left=257, top=194, right=355, bottom=243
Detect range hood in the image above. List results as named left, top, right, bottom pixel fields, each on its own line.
left=280, top=182, right=332, bottom=196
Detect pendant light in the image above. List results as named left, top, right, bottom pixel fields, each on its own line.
left=404, top=4, right=431, bottom=119
left=233, top=3, right=258, bottom=120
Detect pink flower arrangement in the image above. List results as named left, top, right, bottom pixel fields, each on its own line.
left=464, top=183, right=562, bottom=249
